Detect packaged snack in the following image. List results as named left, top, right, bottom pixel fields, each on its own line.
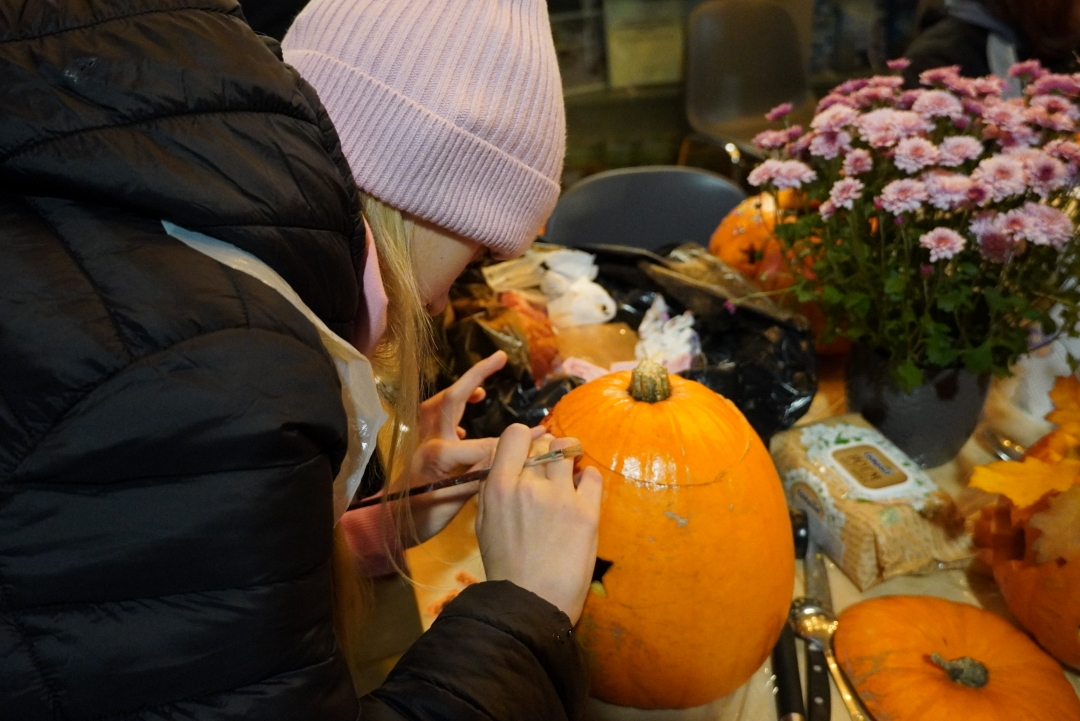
left=771, top=414, right=974, bottom=590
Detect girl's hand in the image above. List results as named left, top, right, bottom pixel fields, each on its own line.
left=476, top=425, right=603, bottom=624
left=405, top=351, right=544, bottom=542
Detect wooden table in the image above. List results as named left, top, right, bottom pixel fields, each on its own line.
left=405, top=354, right=1080, bottom=719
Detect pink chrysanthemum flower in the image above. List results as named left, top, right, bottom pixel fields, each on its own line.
left=785, top=125, right=805, bottom=141
left=843, top=149, right=873, bottom=176
left=972, top=155, right=1027, bottom=200
left=971, top=76, right=1008, bottom=96
left=896, top=89, right=922, bottom=109
left=894, top=137, right=940, bottom=173
left=1029, top=107, right=1076, bottom=131
left=816, top=94, right=859, bottom=113
left=943, top=75, right=978, bottom=97
left=1008, top=60, right=1048, bottom=80
left=870, top=75, right=906, bottom=89
left=920, top=227, right=966, bottom=261
left=747, top=159, right=817, bottom=189
left=753, top=129, right=790, bottom=150
left=853, top=85, right=898, bottom=107
left=970, top=212, right=1014, bottom=262
left=812, top=104, right=859, bottom=132
left=809, top=130, right=852, bottom=159
left=996, top=124, right=1041, bottom=149
left=1026, top=74, right=1080, bottom=96
left=819, top=199, right=836, bottom=219
left=886, top=58, right=911, bottom=71
left=938, top=136, right=984, bottom=166
left=1045, top=139, right=1080, bottom=165
left=924, top=172, right=973, bottom=210
left=855, top=108, right=931, bottom=148
left=766, top=102, right=794, bottom=122
left=919, top=65, right=962, bottom=87
left=1025, top=152, right=1069, bottom=197
left=879, top=178, right=928, bottom=214
left=982, top=99, right=1029, bottom=132
left=1031, top=95, right=1080, bottom=119
left=1008, top=202, right=1075, bottom=250
left=835, top=78, right=871, bottom=95
left=961, top=97, right=984, bottom=116
left=913, top=90, right=964, bottom=119
left=829, top=177, right=865, bottom=209
left=788, top=132, right=813, bottom=157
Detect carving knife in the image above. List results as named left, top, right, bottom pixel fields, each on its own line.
left=803, top=540, right=833, bottom=721
left=773, top=510, right=809, bottom=721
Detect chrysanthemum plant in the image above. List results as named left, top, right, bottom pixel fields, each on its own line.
left=750, top=59, right=1080, bottom=391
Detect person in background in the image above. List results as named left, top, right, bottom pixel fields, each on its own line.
left=903, top=0, right=1080, bottom=87
left=0, top=0, right=600, bottom=719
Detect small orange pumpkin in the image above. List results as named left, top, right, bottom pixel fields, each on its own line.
left=543, top=361, right=794, bottom=709
left=834, top=595, right=1080, bottom=721
left=709, top=192, right=795, bottom=293
left=709, top=193, right=847, bottom=354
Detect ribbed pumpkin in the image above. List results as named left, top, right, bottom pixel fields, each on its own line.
left=543, top=361, right=794, bottom=709
left=834, top=596, right=1080, bottom=721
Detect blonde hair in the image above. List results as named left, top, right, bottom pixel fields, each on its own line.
left=332, top=194, right=440, bottom=691
left=360, top=193, right=439, bottom=487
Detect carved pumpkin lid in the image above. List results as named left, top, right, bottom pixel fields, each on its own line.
left=545, top=362, right=752, bottom=487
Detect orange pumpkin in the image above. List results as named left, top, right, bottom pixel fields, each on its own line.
left=709, top=193, right=795, bottom=293
left=709, top=193, right=847, bottom=354
left=543, top=361, right=794, bottom=709
left=834, top=595, right=1080, bottom=721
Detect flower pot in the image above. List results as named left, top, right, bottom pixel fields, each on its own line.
left=845, top=345, right=990, bottom=468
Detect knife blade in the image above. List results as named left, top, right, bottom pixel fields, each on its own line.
left=773, top=510, right=808, bottom=721
left=803, top=541, right=833, bottom=721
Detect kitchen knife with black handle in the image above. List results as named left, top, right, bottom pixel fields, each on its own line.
left=773, top=510, right=809, bottom=721
left=803, top=541, right=833, bottom=721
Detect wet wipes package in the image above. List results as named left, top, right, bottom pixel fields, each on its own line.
left=771, top=414, right=974, bottom=590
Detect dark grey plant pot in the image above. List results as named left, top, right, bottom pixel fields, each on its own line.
left=845, top=345, right=991, bottom=468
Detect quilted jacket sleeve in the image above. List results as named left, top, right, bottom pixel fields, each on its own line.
left=362, top=581, right=589, bottom=721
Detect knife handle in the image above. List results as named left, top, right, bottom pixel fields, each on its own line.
left=805, top=646, right=831, bottom=721
left=772, top=624, right=805, bottom=721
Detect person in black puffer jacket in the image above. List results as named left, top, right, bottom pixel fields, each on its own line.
left=0, top=1, right=599, bottom=719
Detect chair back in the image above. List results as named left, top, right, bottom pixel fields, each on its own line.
left=543, top=166, right=745, bottom=251
left=685, top=0, right=810, bottom=138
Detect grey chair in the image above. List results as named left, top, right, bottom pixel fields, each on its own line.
left=684, top=0, right=816, bottom=148
left=543, top=166, right=746, bottom=251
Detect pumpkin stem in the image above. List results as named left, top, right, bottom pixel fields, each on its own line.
left=629, top=360, right=672, bottom=403
left=929, top=653, right=989, bottom=688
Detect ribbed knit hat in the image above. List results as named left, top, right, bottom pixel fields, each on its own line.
left=283, top=0, right=566, bottom=256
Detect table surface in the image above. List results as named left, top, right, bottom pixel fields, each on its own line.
left=404, top=354, right=1080, bottom=720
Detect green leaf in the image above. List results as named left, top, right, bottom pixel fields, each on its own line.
left=895, top=359, right=924, bottom=392
left=823, top=285, right=844, bottom=305
left=935, top=286, right=971, bottom=312
left=926, top=332, right=961, bottom=367
left=964, top=342, right=994, bottom=374
left=884, top=274, right=905, bottom=295
left=844, top=291, right=871, bottom=315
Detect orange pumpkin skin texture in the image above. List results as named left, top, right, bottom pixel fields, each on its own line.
left=834, top=596, right=1080, bottom=721
left=709, top=193, right=792, bottom=293
left=994, top=556, right=1080, bottom=670
left=543, top=365, right=794, bottom=709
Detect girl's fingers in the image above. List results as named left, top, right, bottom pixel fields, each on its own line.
left=488, top=424, right=532, bottom=487
left=542, top=436, right=579, bottom=490
left=427, top=437, right=498, bottom=474
left=435, top=351, right=507, bottom=437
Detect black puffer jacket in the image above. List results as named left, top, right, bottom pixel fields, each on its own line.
left=0, top=1, right=586, bottom=719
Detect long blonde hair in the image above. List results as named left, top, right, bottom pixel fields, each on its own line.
left=360, top=193, right=439, bottom=487
left=332, top=194, right=440, bottom=692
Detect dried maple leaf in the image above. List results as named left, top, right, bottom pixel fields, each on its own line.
left=1046, top=375, right=1080, bottom=431
left=1029, top=484, right=1080, bottom=564
left=969, top=457, right=1080, bottom=508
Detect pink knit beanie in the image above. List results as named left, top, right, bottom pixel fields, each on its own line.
left=282, top=0, right=566, bottom=257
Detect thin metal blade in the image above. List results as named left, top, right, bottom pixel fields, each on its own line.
left=803, top=540, right=833, bottom=614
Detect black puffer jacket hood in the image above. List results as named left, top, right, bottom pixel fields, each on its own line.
left=0, top=0, right=364, bottom=335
